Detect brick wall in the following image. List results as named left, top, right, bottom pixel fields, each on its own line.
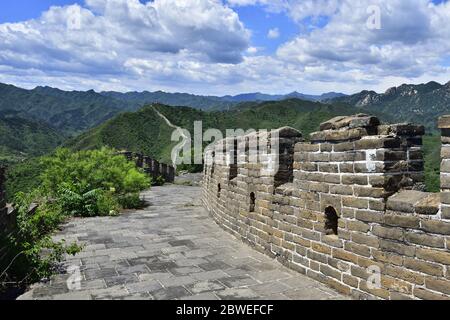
left=202, top=114, right=450, bottom=300
left=117, top=151, right=175, bottom=183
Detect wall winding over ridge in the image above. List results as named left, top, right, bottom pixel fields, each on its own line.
left=202, top=114, right=450, bottom=300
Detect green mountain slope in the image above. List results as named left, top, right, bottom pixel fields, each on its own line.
left=101, top=90, right=235, bottom=111
left=0, top=112, right=64, bottom=164
left=66, top=99, right=357, bottom=163
left=328, top=81, right=450, bottom=132
left=0, top=83, right=129, bottom=134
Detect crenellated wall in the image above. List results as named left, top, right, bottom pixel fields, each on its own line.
left=202, top=114, right=450, bottom=300
left=117, top=151, right=175, bottom=183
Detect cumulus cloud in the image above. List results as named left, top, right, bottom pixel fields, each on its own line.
left=0, top=0, right=449, bottom=95
left=0, top=0, right=250, bottom=77
left=275, top=0, right=450, bottom=80
left=267, top=28, right=280, bottom=39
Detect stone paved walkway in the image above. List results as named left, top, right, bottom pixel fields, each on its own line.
left=18, top=185, right=347, bottom=300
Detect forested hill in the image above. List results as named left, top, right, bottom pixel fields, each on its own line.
left=65, top=99, right=357, bottom=164
left=328, top=81, right=450, bottom=132
left=0, top=111, right=63, bottom=164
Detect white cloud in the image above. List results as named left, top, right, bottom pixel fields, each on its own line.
left=267, top=28, right=280, bottom=39
left=0, top=0, right=449, bottom=96
left=0, top=0, right=250, bottom=75
left=276, top=0, right=450, bottom=81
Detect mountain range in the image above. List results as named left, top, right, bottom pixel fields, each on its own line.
left=328, top=81, right=450, bottom=131
left=1, top=80, right=450, bottom=165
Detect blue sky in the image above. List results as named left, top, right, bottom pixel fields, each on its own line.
left=0, top=0, right=449, bottom=95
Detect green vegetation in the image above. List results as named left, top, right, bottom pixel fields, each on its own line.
left=329, top=81, right=450, bottom=133
left=66, top=99, right=357, bottom=165
left=0, top=148, right=150, bottom=292
left=0, top=112, right=64, bottom=166
left=0, top=83, right=132, bottom=135
left=423, top=134, right=441, bottom=192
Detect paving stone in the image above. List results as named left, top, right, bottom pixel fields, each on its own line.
left=104, top=275, right=138, bottom=287
left=18, top=185, right=347, bottom=301
left=215, top=288, right=259, bottom=300
left=192, top=270, right=230, bottom=281
left=170, top=266, right=203, bottom=275
left=159, top=276, right=196, bottom=287
left=219, top=276, right=260, bottom=288
left=187, top=281, right=225, bottom=294
left=125, top=280, right=162, bottom=294
left=52, top=292, right=92, bottom=300
left=152, top=286, right=192, bottom=300
left=199, top=261, right=231, bottom=271
left=250, top=281, right=291, bottom=295
left=180, top=292, right=219, bottom=300
left=250, top=270, right=292, bottom=282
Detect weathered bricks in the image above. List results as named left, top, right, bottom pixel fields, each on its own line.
left=202, top=114, right=450, bottom=300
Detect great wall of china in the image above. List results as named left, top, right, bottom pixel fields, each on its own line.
left=202, top=114, right=450, bottom=300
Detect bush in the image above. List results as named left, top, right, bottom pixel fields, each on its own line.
left=40, top=147, right=150, bottom=196
left=151, top=175, right=165, bottom=186
left=117, top=193, right=142, bottom=209
left=1, top=147, right=150, bottom=293
left=0, top=191, right=81, bottom=289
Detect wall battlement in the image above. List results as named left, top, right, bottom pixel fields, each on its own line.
left=202, top=114, right=450, bottom=300
left=117, top=151, right=175, bottom=183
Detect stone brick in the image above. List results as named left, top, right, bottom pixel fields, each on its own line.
left=319, top=163, right=339, bottom=173
left=320, top=264, right=341, bottom=280
left=386, top=190, right=429, bottom=213
left=344, top=242, right=371, bottom=257
left=338, top=163, right=354, bottom=173
left=311, top=242, right=332, bottom=255
left=352, top=233, right=379, bottom=248
left=405, top=232, right=445, bottom=248
left=320, top=194, right=342, bottom=212
left=359, top=281, right=390, bottom=299
left=342, top=175, right=368, bottom=186
left=380, top=240, right=415, bottom=257
left=330, top=185, right=353, bottom=196
left=355, top=210, right=384, bottom=223
left=307, top=250, right=328, bottom=264
left=332, top=249, right=358, bottom=264
left=342, top=274, right=359, bottom=288
left=347, top=220, right=370, bottom=233
left=343, top=197, right=368, bottom=209
left=353, top=186, right=386, bottom=198
left=413, top=287, right=450, bottom=300
left=333, top=141, right=355, bottom=152
left=372, top=250, right=403, bottom=266
left=383, top=214, right=420, bottom=229
left=385, top=265, right=424, bottom=285
left=421, top=220, right=450, bottom=235
left=403, top=257, right=444, bottom=277
left=416, top=248, right=450, bottom=265
left=325, top=277, right=352, bottom=295
left=381, top=276, right=412, bottom=295
left=425, top=278, right=450, bottom=295
left=372, top=225, right=404, bottom=241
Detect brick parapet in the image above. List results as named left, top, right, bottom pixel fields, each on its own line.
left=202, top=114, right=449, bottom=300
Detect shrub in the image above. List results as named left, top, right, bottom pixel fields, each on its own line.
left=40, top=147, right=150, bottom=197
left=0, top=191, right=81, bottom=289
left=1, top=147, right=150, bottom=293
left=117, top=193, right=142, bottom=209
left=151, top=175, right=165, bottom=186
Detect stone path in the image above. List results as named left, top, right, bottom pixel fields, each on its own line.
left=18, top=185, right=347, bottom=300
